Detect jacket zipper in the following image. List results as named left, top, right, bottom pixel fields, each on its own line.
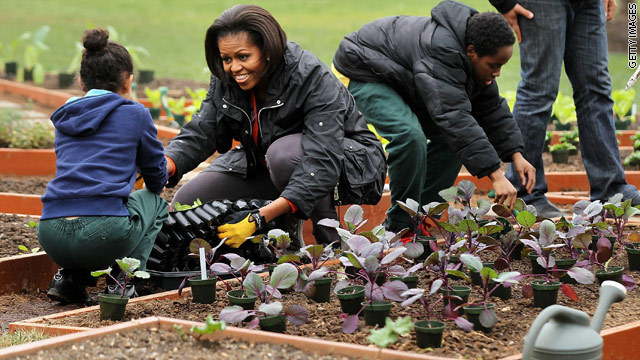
left=257, top=102, right=284, bottom=140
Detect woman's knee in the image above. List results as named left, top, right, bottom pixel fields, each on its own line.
left=266, top=134, right=302, bottom=176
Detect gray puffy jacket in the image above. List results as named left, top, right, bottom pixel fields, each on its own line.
left=333, top=0, right=523, bottom=178
left=165, top=42, right=386, bottom=218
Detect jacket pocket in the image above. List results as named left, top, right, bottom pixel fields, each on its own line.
left=209, top=147, right=248, bottom=177
left=334, top=138, right=386, bottom=205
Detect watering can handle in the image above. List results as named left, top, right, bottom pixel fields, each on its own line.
left=521, top=305, right=590, bottom=360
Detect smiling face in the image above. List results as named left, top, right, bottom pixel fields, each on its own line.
left=467, top=44, right=513, bottom=87
left=218, top=31, right=268, bottom=94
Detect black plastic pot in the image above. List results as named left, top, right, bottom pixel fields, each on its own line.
left=23, top=68, right=33, bottom=82
left=440, top=285, right=471, bottom=314
left=595, top=266, right=624, bottom=285
left=555, top=122, right=572, bottom=131
left=259, top=314, right=286, bottom=333
left=615, top=117, right=631, bottom=130
left=414, top=320, right=445, bottom=348
left=188, top=277, right=216, bottom=304
left=470, top=262, right=494, bottom=286
left=309, top=277, right=332, bottom=303
left=463, top=303, right=496, bottom=333
left=98, top=293, right=129, bottom=321
left=148, top=107, right=161, bottom=120
left=362, top=301, right=392, bottom=327
left=227, top=289, right=257, bottom=310
left=528, top=252, right=550, bottom=275
left=510, top=241, right=524, bottom=261
left=626, top=244, right=640, bottom=271
left=415, top=237, right=436, bottom=261
left=390, top=275, right=418, bottom=289
left=373, top=272, right=387, bottom=286
left=138, top=69, right=154, bottom=84
left=531, top=280, right=561, bottom=308
left=337, top=285, right=365, bottom=315
left=174, top=114, right=186, bottom=127
left=489, top=280, right=511, bottom=300
left=555, top=258, right=577, bottom=284
left=4, top=61, right=17, bottom=78
left=551, top=149, right=569, bottom=164
left=58, top=72, right=75, bottom=88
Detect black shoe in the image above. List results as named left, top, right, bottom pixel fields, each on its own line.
left=47, top=269, right=95, bottom=305
left=532, top=200, right=564, bottom=218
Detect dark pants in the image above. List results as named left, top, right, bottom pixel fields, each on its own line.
left=172, top=134, right=338, bottom=244
left=348, top=80, right=461, bottom=231
left=37, top=189, right=169, bottom=271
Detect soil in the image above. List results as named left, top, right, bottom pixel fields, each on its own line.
left=11, top=326, right=360, bottom=360
left=37, top=254, right=640, bottom=360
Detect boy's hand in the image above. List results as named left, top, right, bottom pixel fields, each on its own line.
left=512, top=152, right=536, bottom=194
left=488, top=170, right=517, bottom=209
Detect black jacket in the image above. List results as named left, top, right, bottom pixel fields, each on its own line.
left=165, top=42, right=386, bottom=217
left=489, top=0, right=517, bottom=14
left=332, top=0, right=523, bottom=178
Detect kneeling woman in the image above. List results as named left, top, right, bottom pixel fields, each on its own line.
left=165, top=5, right=386, bottom=246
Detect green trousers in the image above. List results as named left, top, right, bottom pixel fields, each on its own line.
left=37, top=189, right=168, bottom=271
left=348, top=81, right=461, bottom=231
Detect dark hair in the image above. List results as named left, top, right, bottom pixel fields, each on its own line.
left=79, top=28, right=133, bottom=92
left=204, top=4, right=287, bottom=83
left=465, top=12, right=515, bottom=57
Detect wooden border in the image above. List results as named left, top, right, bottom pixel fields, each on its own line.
left=0, top=252, right=58, bottom=295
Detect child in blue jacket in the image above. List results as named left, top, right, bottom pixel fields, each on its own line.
left=38, top=28, right=168, bottom=304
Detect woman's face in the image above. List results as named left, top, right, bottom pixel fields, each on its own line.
left=218, top=31, right=268, bottom=92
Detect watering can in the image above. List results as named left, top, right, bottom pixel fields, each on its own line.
left=521, top=280, right=627, bottom=360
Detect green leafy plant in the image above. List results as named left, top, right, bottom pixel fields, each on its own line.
left=185, top=87, right=207, bottom=122
left=559, top=128, right=579, bottom=146
left=624, top=150, right=640, bottom=167
left=91, top=257, right=150, bottom=298
left=173, top=198, right=202, bottom=211
left=367, top=316, right=413, bottom=349
left=552, top=92, right=577, bottom=125
left=630, top=132, right=640, bottom=151
left=17, top=244, right=40, bottom=255
left=549, top=142, right=577, bottom=153
left=106, top=25, right=150, bottom=70
left=21, top=25, right=51, bottom=84
left=6, top=121, right=55, bottom=149
left=144, top=87, right=162, bottom=108
left=0, top=31, right=30, bottom=64
left=168, top=96, right=187, bottom=116
left=65, top=41, right=83, bottom=74
left=190, top=315, right=226, bottom=336
left=612, top=88, right=635, bottom=122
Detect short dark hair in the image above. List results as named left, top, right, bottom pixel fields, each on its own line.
left=79, top=28, right=133, bottom=92
left=465, top=12, right=515, bottom=57
left=204, top=4, right=287, bottom=83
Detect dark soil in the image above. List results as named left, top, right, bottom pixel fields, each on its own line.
left=39, top=254, right=640, bottom=360
left=0, top=214, right=40, bottom=258
left=11, top=326, right=360, bottom=360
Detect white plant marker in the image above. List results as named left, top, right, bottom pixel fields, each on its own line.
left=199, top=247, right=207, bottom=280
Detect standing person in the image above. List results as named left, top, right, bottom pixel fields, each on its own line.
left=38, top=28, right=169, bottom=304
left=164, top=5, right=386, bottom=246
left=491, top=0, right=640, bottom=217
left=332, top=0, right=535, bottom=233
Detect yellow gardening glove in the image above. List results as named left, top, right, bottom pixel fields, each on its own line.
left=218, top=211, right=265, bottom=248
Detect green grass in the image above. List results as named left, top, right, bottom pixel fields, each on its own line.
left=0, top=0, right=633, bottom=95
left=0, top=329, right=48, bottom=349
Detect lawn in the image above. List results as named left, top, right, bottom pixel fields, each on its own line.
left=0, top=0, right=634, bottom=95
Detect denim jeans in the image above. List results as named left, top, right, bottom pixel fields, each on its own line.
left=348, top=80, right=461, bottom=231
left=38, top=189, right=168, bottom=271
left=505, top=0, right=638, bottom=203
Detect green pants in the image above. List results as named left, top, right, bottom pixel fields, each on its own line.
left=348, top=80, right=461, bottom=231
left=37, top=189, right=168, bottom=271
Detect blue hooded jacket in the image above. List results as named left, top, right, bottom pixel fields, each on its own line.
left=41, top=90, right=167, bottom=219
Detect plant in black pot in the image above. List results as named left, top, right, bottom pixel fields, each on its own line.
left=549, top=142, right=576, bottom=164
left=612, top=88, right=635, bottom=130
left=105, top=25, right=153, bottom=84
left=400, top=278, right=473, bottom=348
left=395, top=197, right=449, bottom=261
left=20, top=25, right=50, bottom=85
left=176, top=237, right=227, bottom=304
left=552, top=92, right=576, bottom=131
left=209, top=252, right=266, bottom=307
left=58, top=41, right=82, bottom=89
left=0, top=31, right=29, bottom=79
left=144, top=87, right=162, bottom=120
left=185, top=87, right=207, bottom=122
left=296, top=243, right=337, bottom=303
left=559, top=128, right=579, bottom=156
left=168, top=96, right=187, bottom=127
left=219, top=263, right=308, bottom=333
left=91, top=257, right=150, bottom=321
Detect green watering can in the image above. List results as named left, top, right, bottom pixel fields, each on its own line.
left=522, top=280, right=627, bottom=360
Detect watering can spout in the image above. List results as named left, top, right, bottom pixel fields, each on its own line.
left=590, top=280, right=627, bottom=333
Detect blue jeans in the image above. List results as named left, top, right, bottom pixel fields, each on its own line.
left=506, top=0, right=638, bottom=203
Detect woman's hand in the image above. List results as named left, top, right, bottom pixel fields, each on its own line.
left=501, top=4, right=534, bottom=43
left=512, top=152, right=536, bottom=194
left=489, top=169, right=517, bottom=209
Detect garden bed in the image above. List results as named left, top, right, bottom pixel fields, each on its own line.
left=12, top=254, right=640, bottom=360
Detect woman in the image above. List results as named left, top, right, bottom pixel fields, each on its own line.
left=165, top=4, right=386, bottom=246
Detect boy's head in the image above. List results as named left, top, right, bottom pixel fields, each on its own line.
left=79, top=28, right=133, bottom=97
left=465, top=12, right=515, bottom=87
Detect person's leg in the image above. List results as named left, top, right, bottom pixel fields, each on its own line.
left=171, top=167, right=280, bottom=208
left=505, top=0, right=568, bottom=213
left=124, top=189, right=169, bottom=270
left=266, top=133, right=338, bottom=244
left=348, top=80, right=428, bottom=232
left=421, top=132, right=461, bottom=204
left=564, top=0, right=639, bottom=202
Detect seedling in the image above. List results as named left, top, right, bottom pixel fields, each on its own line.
left=17, top=244, right=39, bottom=255
left=173, top=198, right=203, bottom=211
left=367, top=316, right=413, bottom=349
left=91, top=257, right=150, bottom=298
left=218, top=263, right=308, bottom=329
left=549, top=142, right=577, bottom=153
left=144, top=87, right=162, bottom=109
left=612, top=88, right=635, bottom=122
left=190, top=315, right=226, bottom=337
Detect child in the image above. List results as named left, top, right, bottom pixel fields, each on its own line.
left=38, top=28, right=168, bottom=304
left=332, top=0, right=535, bottom=233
